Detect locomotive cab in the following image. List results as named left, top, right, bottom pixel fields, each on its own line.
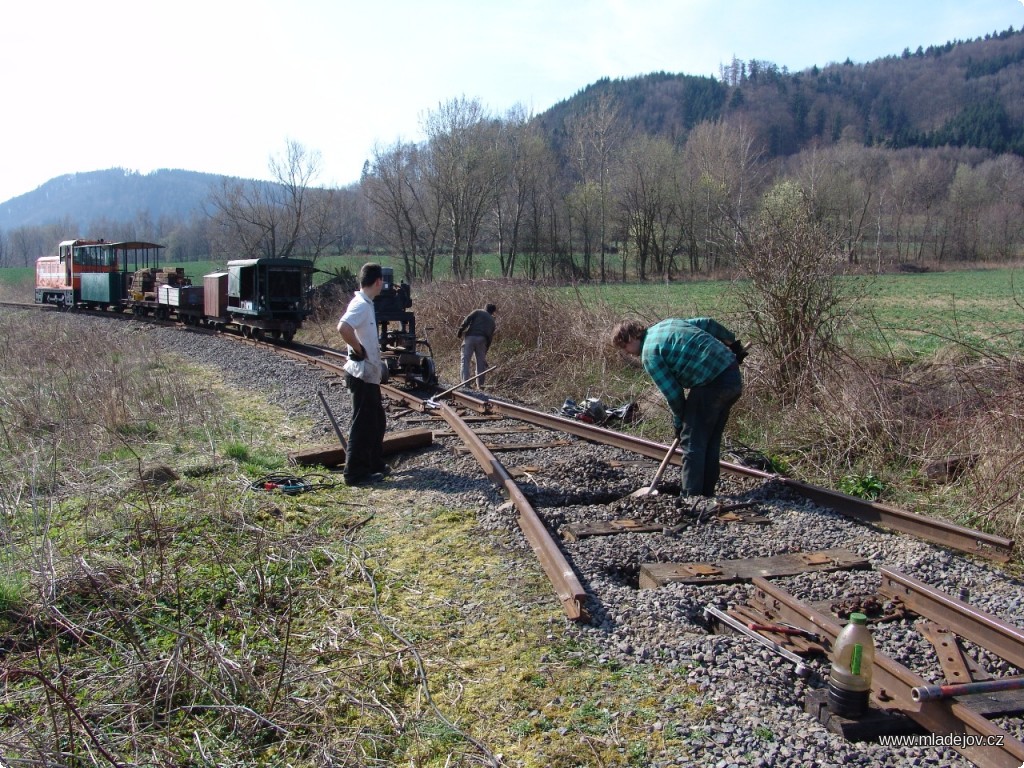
left=223, top=258, right=313, bottom=340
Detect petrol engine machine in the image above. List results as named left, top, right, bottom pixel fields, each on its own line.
left=374, top=268, right=437, bottom=386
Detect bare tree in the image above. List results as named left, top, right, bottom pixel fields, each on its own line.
left=734, top=179, right=863, bottom=401
left=207, top=139, right=327, bottom=263
left=491, top=105, right=554, bottom=277
left=565, top=93, right=624, bottom=281
left=363, top=140, right=443, bottom=281
left=617, top=135, right=683, bottom=280
left=422, top=97, right=504, bottom=279
left=682, top=119, right=765, bottom=271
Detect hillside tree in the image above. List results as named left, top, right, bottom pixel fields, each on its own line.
left=207, top=139, right=330, bottom=263
left=423, top=97, right=504, bottom=279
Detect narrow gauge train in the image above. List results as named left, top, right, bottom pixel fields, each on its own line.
left=35, top=239, right=313, bottom=341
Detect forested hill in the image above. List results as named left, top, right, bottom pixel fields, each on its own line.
left=542, top=26, right=1024, bottom=158
left=0, top=169, right=224, bottom=230
left=3, top=26, right=1022, bottom=233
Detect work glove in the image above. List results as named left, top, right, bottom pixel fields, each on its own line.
left=728, top=339, right=749, bottom=364
left=349, top=345, right=365, bottom=362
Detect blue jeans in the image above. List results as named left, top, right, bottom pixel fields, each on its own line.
left=680, top=363, right=743, bottom=496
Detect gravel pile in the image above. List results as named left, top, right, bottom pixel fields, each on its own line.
left=144, top=321, right=1023, bottom=768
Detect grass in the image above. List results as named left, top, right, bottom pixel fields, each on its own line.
left=0, top=309, right=708, bottom=766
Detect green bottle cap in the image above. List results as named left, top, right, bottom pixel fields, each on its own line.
left=850, top=612, right=868, bottom=625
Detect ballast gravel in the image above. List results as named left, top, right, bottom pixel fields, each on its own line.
left=142, top=321, right=1023, bottom=768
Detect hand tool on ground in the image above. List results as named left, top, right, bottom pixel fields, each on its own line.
left=746, top=622, right=821, bottom=643
left=704, top=605, right=810, bottom=678
left=425, top=366, right=497, bottom=409
left=630, top=436, right=680, bottom=497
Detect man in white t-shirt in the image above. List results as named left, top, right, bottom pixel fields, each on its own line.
left=337, top=263, right=388, bottom=485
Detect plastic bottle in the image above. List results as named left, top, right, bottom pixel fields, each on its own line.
left=827, top=612, right=875, bottom=718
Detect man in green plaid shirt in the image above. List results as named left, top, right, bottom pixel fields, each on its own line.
left=612, top=317, right=744, bottom=497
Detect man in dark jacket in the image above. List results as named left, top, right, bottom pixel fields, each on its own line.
left=457, top=303, right=497, bottom=387
left=612, top=317, right=744, bottom=497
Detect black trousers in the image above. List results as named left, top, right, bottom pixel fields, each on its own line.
left=679, top=363, right=743, bottom=496
left=345, top=374, right=386, bottom=481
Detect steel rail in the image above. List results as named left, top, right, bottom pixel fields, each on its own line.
left=259, top=351, right=587, bottom=619
left=430, top=401, right=586, bottom=620
left=750, top=577, right=1024, bottom=768
left=878, top=568, right=1024, bottom=671
left=446, top=391, right=1014, bottom=561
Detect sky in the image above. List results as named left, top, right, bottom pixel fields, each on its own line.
left=2, top=0, right=1023, bottom=204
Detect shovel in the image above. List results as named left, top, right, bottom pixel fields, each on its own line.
left=630, top=436, right=680, bottom=497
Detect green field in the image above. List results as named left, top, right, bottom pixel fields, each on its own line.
left=4, top=262, right=1021, bottom=358
left=553, top=268, right=1023, bottom=358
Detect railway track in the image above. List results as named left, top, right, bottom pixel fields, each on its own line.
left=248, top=335, right=1024, bottom=768
left=15, top=306, right=1024, bottom=767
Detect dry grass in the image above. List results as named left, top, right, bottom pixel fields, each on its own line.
left=737, top=345, right=1024, bottom=542
left=0, top=308, right=702, bottom=767
left=306, top=279, right=641, bottom=410
left=307, top=278, right=1024, bottom=547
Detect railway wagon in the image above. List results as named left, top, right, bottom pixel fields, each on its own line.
left=35, top=239, right=163, bottom=307
left=202, top=258, right=314, bottom=340
left=35, top=240, right=315, bottom=342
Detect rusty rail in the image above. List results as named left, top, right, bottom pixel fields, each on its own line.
left=447, top=391, right=1014, bottom=562
left=431, top=401, right=586, bottom=620
left=878, top=568, right=1024, bottom=670
left=750, top=577, right=1024, bottom=768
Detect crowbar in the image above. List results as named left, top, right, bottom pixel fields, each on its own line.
left=317, top=389, right=347, bottom=450
left=425, top=366, right=497, bottom=409
left=704, top=605, right=810, bottom=678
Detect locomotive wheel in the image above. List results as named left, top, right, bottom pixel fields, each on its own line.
left=284, top=331, right=295, bottom=342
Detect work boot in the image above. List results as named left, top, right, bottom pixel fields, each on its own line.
left=345, top=472, right=386, bottom=487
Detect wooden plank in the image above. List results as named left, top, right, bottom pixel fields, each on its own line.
left=639, top=547, right=869, bottom=588
left=569, top=511, right=772, bottom=542
left=805, top=688, right=924, bottom=741
left=431, top=426, right=537, bottom=437
left=562, top=519, right=666, bottom=542
left=289, top=428, right=433, bottom=468
left=714, top=510, right=772, bottom=525
left=508, top=466, right=543, bottom=479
